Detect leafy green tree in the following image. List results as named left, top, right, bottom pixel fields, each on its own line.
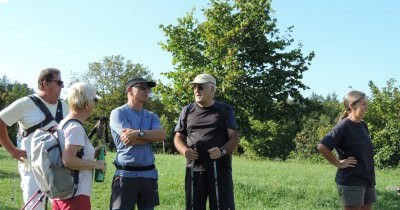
left=71, top=55, right=165, bottom=149
left=365, top=79, right=400, bottom=168
left=290, top=93, right=341, bottom=161
left=241, top=118, right=298, bottom=160
left=0, top=75, right=34, bottom=145
left=158, top=0, right=315, bottom=158
left=72, top=55, right=153, bottom=116
left=0, top=75, right=34, bottom=111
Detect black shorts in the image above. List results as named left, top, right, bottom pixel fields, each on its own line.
left=185, top=166, right=235, bottom=210
left=110, top=176, right=159, bottom=210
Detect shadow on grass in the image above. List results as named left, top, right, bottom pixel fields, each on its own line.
left=376, top=189, right=400, bottom=210
left=0, top=205, right=19, bottom=210
left=0, top=168, right=19, bottom=178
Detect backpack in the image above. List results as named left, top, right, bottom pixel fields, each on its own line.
left=22, top=95, right=63, bottom=137
left=30, top=119, right=83, bottom=200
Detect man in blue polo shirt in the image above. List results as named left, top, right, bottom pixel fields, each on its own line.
left=109, top=78, right=166, bottom=210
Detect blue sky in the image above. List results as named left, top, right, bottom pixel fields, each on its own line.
left=0, top=0, right=399, bottom=99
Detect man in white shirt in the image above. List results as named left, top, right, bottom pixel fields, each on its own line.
left=0, top=68, right=69, bottom=210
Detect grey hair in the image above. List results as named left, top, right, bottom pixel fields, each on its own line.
left=207, top=82, right=217, bottom=94
left=37, top=68, right=60, bottom=90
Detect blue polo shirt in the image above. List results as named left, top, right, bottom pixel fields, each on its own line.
left=110, top=104, right=162, bottom=179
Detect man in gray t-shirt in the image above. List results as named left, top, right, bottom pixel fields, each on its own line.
left=174, top=73, right=240, bottom=210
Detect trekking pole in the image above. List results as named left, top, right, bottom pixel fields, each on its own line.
left=11, top=168, right=17, bottom=204
left=31, top=193, right=46, bottom=210
left=45, top=196, right=49, bottom=210
left=188, top=144, right=196, bottom=210
left=190, top=162, right=194, bottom=210
left=21, top=190, right=41, bottom=210
left=213, top=161, right=220, bottom=210
left=87, top=120, right=100, bottom=139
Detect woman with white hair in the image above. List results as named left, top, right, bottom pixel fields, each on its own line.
left=52, top=82, right=106, bottom=210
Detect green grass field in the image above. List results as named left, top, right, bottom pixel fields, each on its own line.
left=0, top=148, right=399, bottom=209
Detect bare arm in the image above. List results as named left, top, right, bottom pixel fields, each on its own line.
left=317, top=143, right=357, bottom=169
left=223, top=128, right=240, bottom=154
left=140, top=129, right=166, bottom=142
left=209, top=128, right=240, bottom=159
left=174, top=132, right=198, bottom=161
left=62, top=144, right=105, bottom=171
left=0, top=119, right=26, bottom=161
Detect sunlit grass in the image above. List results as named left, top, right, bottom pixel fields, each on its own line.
left=0, top=149, right=399, bottom=209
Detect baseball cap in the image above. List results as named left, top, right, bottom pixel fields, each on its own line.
left=125, top=78, right=156, bottom=92
left=190, top=74, right=216, bottom=85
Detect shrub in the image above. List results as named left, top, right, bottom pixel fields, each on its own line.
left=366, top=79, right=400, bottom=168
left=241, top=119, right=297, bottom=160
left=290, top=116, right=332, bottom=162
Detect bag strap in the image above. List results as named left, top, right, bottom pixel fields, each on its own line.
left=55, top=101, right=63, bottom=123
left=60, top=119, right=85, bottom=160
left=23, top=95, right=63, bottom=137
left=61, top=119, right=85, bottom=197
left=182, top=103, right=194, bottom=146
left=183, top=103, right=194, bottom=126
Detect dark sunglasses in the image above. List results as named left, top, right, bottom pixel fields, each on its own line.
left=132, top=85, right=151, bottom=91
left=192, top=84, right=205, bottom=91
left=48, top=79, right=64, bottom=86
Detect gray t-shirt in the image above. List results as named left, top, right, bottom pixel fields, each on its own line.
left=175, top=102, right=238, bottom=171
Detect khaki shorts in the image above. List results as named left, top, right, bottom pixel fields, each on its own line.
left=337, top=184, right=376, bottom=207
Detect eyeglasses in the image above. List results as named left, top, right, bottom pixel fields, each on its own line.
left=192, top=84, right=206, bottom=91
left=48, top=79, right=64, bottom=86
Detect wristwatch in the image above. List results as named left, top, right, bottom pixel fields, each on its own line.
left=220, top=148, right=227, bottom=156
left=138, top=129, right=145, bottom=137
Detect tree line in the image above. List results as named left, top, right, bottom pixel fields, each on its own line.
left=1, top=0, right=399, bottom=168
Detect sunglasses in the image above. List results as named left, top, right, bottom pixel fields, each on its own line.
left=132, top=85, right=151, bottom=91
left=48, top=79, right=64, bottom=86
left=192, top=84, right=206, bottom=91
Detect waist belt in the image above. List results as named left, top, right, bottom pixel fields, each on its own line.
left=114, top=163, right=155, bottom=171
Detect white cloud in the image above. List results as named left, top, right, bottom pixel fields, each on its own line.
left=0, top=0, right=8, bottom=4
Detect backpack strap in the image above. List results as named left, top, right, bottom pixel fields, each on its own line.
left=61, top=119, right=85, bottom=197
left=22, top=95, right=63, bottom=137
left=183, top=103, right=194, bottom=148
left=183, top=103, right=194, bottom=126
left=55, top=101, right=63, bottom=123
left=60, top=119, right=85, bottom=159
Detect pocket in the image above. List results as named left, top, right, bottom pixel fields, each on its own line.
left=52, top=167, right=75, bottom=199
